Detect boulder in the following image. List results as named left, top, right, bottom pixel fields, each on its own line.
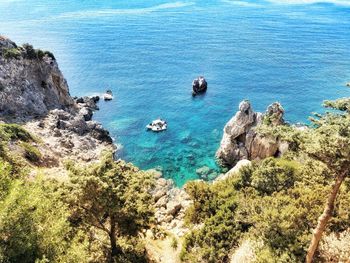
left=264, top=102, right=284, bottom=126
left=154, top=190, right=167, bottom=202
left=192, top=76, right=207, bottom=96
left=79, top=107, right=93, bottom=121
left=215, top=159, right=251, bottom=182
left=216, top=100, right=259, bottom=166
left=76, top=96, right=99, bottom=111
left=155, top=195, right=168, bottom=208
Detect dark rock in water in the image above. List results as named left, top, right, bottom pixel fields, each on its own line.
left=192, top=76, right=207, bottom=96
left=91, top=96, right=100, bottom=103
left=76, top=97, right=85, bottom=104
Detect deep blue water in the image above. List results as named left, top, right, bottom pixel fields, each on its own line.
left=1, top=0, right=350, bottom=186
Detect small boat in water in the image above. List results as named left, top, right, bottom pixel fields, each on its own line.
left=103, top=90, right=113, bottom=101
left=146, top=119, right=167, bottom=132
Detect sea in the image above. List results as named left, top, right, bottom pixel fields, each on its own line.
left=1, top=0, right=350, bottom=186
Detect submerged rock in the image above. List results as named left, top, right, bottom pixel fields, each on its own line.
left=216, top=100, right=286, bottom=167
left=192, top=76, right=207, bottom=96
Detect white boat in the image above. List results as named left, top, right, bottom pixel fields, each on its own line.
left=103, top=93, right=113, bottom=101
left=146, top=119, right=167, bottom=132
left=103, top=90, right=113, bottom=101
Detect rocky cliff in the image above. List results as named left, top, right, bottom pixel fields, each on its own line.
left=216, top=100, right=287, bottom=167
left=0, top=36, right=113, bottom=167
left=0, top=36, right=74, bottom=118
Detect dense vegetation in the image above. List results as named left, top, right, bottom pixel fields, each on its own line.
left=1, top=43, right=55, bottom=60
left=1, top=97, right=350, bottom=262
left=0, top=124, right=155, bottom=263
left=181, top=98, right=350, bottom=263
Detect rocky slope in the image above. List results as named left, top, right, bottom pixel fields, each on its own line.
left=216, top=100, right=288, bottom=167
left=0, top=36, right=114, bottom=175
left=0, top=36, right=74, bottom=118
left=0, top=37, right=191, bottom=262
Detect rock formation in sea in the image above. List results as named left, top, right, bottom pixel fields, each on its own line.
left=216, top=100, right=287, bottom=167
left=192, top=76, right=207, bottom=96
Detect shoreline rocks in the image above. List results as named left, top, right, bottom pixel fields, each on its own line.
left=216, top=100, right=286, bottom=167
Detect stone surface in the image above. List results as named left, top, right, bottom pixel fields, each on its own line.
left=192, top=76, right=207, bottom=96
left=215, top=159, right=251, bottom=182
left=0, top=38, right=74, bottom=117
left=216, top=100, right=286, bottom=167
left=0, top=37, right=114, bottom=166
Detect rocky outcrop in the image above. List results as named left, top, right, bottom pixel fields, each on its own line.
left=0, top=36, right=74, bottom=117
left=0, top=37, right=114, bottom=165
left=192, top=76, right=207, bottom=96
left=216, top=100, right=286, bottom=167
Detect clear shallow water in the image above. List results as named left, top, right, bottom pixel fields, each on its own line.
left=1, top=0, right=350, bottom=186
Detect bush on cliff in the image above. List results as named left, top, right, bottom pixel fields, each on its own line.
left=2, top=48, right=21, bottom=59
left=0, top=172, right=90, bottom=263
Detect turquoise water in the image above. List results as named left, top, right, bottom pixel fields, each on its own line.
left=1, top=0, right=350, bottom=186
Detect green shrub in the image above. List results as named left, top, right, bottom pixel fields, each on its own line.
left=20, top=142, right=41, bottom=163
left=3, top=48, right=21, bottom=59
left=44, top=51, right=55, bottom=60
left=23, top=43, right=37, bottom=59
left=0, top=124, right=34, bottom=142
left=18, top=43, right=56, bottom=61
left=171, top=237, right=178, bottom=250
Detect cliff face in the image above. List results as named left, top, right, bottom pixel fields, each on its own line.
left=0, top=37, right=113, bottom=167
left=0, top=36, right=74, bottom=118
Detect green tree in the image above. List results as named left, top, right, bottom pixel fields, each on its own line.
left=0, top=175, right=89, bottom=263
left=303, top=101, right=350, bottom=263
left=65, top=152, right=155, bottom=262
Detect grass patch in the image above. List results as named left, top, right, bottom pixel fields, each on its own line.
left=20, top=142, right=41, bottom=163
left=3, top=48, right=21, bottom=59
left=0, top=124, right=34, bottom=142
